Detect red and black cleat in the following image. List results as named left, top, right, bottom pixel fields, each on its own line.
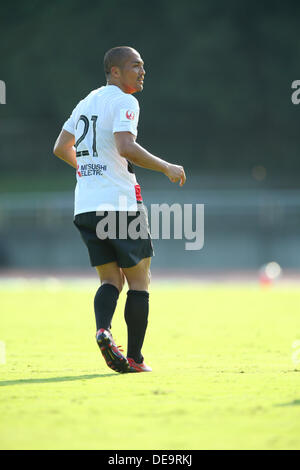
left=127, top=357, right=152, bottom=373
left=96, top=328, right=130, bottom=374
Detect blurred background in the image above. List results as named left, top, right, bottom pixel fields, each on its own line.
left=1, top=0, right=300, bottom=277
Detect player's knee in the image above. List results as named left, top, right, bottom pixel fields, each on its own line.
left=101, top=278, right=124, bottom=293
left=127, top=277, right=149, bottom=292
left=128, top=284, right=149, bottom=292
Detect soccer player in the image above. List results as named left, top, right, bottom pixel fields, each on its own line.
left=53, top=46, right=186, bottom=373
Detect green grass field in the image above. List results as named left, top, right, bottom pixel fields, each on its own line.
left=1, top=280, right=300, bottom=450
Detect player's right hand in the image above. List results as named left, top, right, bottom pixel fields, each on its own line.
left=165, top=163, right=186, bottom=186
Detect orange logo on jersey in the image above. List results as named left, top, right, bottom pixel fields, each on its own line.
left=126, top=110, right=135, bottom=120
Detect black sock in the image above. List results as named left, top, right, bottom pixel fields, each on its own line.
left=124, top=290, right=149, bottom=363
left=94, top=284, right=119, bottom=331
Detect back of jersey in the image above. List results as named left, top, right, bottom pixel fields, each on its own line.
left=63, top=85, right=141, bottom=215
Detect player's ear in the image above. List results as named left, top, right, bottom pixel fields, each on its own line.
left=110, top=66, right=121, bottom=78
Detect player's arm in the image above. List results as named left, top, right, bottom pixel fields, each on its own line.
left=114, top=132, right=186, bottom=186
left=53, top=129, right=77, bottom=169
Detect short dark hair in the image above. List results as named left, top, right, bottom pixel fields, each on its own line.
left=103, top=46, right=136, bottom=78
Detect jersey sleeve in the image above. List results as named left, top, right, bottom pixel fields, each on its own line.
left=62, top=103, right=79, bottom=135
left=112, top=94, right=140, bottom=137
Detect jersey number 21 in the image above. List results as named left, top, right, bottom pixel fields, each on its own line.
left=75, top=114, right=98, bottom=157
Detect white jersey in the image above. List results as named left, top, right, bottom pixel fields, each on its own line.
left=63, top=84, right=143, bottom=215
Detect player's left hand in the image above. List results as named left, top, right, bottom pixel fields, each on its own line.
left=165, top=164, right=186, bottom=186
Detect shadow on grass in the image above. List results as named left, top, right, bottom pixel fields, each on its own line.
left=275, top=399, right=300, bottom=407
left=0, top=373, right=118, bottom=387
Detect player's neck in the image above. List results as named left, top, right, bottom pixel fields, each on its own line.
left=106, top=80, right=133, bottom=94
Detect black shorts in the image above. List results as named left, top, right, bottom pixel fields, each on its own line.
left=73, top=205, right=154, bottom=268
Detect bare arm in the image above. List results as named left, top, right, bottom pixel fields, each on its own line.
left=114, top=132, right=186, bottom=186
left=53, top=129, right=77, bottom=169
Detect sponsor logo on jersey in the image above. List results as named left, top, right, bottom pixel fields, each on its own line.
left=120, top=109, right=135, bottom=122
left=126, top=110, right=135, bottom=120
left=77, top=163, right=107, bottom=177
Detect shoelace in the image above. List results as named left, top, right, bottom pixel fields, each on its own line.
left=107, top=330, right=124, bottom=353
left=128, top=358, right=143, bottom=368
